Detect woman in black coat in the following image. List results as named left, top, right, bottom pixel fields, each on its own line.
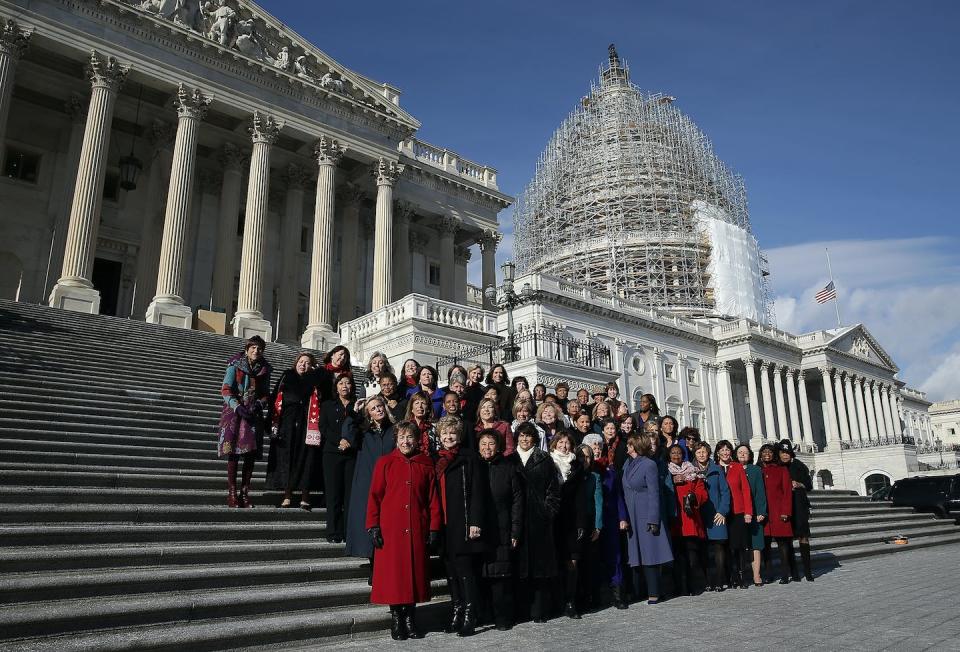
left=550, top=432, right=595, bottom=619
left=477, top=428, right=524, bottom=631
left=320, top=373, right=358, bottom=542
left=344, top=396, right=396, bottom=560
left=267, top=353, right=333, bottom=509
left=434, top=415, right=489, bottom=637
left=779, top=440, right=814, bottom=581
left=514, top=421, right=561, bottom=623
left=485, top=364, right=516, bottom=422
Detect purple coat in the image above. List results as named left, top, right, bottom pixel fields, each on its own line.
left=218, top=352, right=272, bottom=459
left=622, top=456, right=674, bottom=567
left=599, top=464, right=628, bottom=586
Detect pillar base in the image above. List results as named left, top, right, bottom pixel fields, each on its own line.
left=146, top=300, right=193, bottom=329
left=301, top=325, right=339, bottom=352
left=232, top=313, right=273, bottom=341
left=49, top=282, right=100, bottom=314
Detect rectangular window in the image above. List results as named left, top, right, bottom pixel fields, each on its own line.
left=691, top=410, right=702, bottom=429
left=428, top=263, right=440, bottom=286
left=687, top=368, right=698, bottom=385
left=664, top=363, right=675, bottom=380
left=102, top=171, right=120, bottom=202
left=3, top=147, right=40, bottom=183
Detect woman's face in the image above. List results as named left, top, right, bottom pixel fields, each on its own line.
left=469, top=367, right=482, bottom=383
left=479, top=436, right=497, bottom=460
left=695, top=446, right=709, bottom=465
left=440, top=427, right=459, bottom=450
left=397, top=430, right=418, bottom=455
left=576, top=414, right=591, bottom=433
left=542, top=406, right=557, bottom=425
left=603, top=422, right=617, bottom=441
left=443, top=394, right=459, bottom=414
left=370, top=356, right=384, bottom=375
left=379, top=376, right=396, bottom=396
left=516, top=405, right=531, bottom=422
left=718, top=445, right=732, bottom=463
left=419, top=368, right=434, bottom=387
left=620, top=417, right=633, bottom=434
left=644, top=423, right=659, bottom=438
left=450, top=380, right=465, bottom=395
left=404, top=360, right=418, bottom=376
left=779, top=450, right=793, bottom=465
left=484, top=388, right=498, bottom=402
left=760, top=448, right=774, bottom=464
left=596, top=402, right=610, bottom=418
left=246, top=343, right=263, bottom=363
left=492, top=366, right=504, bottom=382
left=533, top=385, right=545, bottom=399
left=366, top=400, right=385, bottom=422
left=515, top=379, right=528, bottom=392
left=577, top=390, right=590, bottom=404
left=517, top=432, right=535, bottom=452
left=669, top=447, right=683, bottom=465
left=336, top=377, right=352, bottom=398
left=640, top=396, right=650, bottom=412
left=627, top=442, right=637, bottom=458
left=330, top=349, right=345, bottom=368
left=662, top=418, right=676, bottom=436
left=554, top=437, right=571, bottom=454
left=295, top=355, right=311, bottom=375
left=590, top=441, right=603, bottom=460
left=479, top=402, right=495, bottom=422
left=516, top=390, right=532, bottom=404
left=736, top=447, right=751, bottom=465
left=580, top=446, right=594, bottom=466
left=607, top=387, right=618, bottom=399
left=568, top=401, right=581, bottom=417
left=411, top=398, right=427, bottom=418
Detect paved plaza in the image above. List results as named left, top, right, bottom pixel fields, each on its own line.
left=319, top=544, right=960, bottom=652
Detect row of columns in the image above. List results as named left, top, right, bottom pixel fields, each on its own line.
left=740, top=358, right=815, bottom=448
left=819, top=367, right=903, bottom=451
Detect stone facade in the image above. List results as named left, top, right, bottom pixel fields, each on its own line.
left=930, top=399, right=960, bottom=448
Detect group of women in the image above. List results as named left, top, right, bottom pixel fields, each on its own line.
left=217, top=341, right=816, bottom=640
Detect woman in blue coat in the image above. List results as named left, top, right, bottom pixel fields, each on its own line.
left=344, top=397, right=396, bottom=560
left=692, top=442, right=731, bottom=591
left=622, top=434, right=673, bottom=604
left=583, top=434, right=630, bottom=609
left=737, top=444, right=768, bottom=587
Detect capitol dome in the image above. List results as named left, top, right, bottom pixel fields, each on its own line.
left=514, top=46, right=772, bottom=324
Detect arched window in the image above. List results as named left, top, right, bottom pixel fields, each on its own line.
left=816, top=469, right=834, bottom=489
left=632, top=388, right=645, bottom=413
left=863, top=473, right=891, bottom=497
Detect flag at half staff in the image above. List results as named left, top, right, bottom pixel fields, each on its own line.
left=815, top=280, right=837, bottom=304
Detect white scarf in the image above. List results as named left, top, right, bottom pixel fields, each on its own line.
left=551, top=450, right=576, bottom=483
left=517, top=446, right=535, bottom=466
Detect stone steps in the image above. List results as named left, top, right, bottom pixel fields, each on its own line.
left=0, top=521, right=328, bottom=546
left=0, top=485, right=287, bottom=506
left=0, top=465, right=267, bottom=489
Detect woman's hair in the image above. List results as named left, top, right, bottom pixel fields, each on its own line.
left=599, top=417, right=618, bottom=432
left=401, top=358, right=420, bottom=378
left=679, top=426, right=700, bottom=442
left=591, top=400, right=611, bottom=420
left=640, top=393, right=661, bottom=416
left=536, top=401, right=561, bottom=423
left=660, top=414, right=679, bottom=435
left=511, top=375, right=529, bottom=390
left=548, top=431, right=575, bottom=452
left=293, top=352, right=317, bottom=368
left=577, top=443, right=594, bottom=464
left=477, top=427, right=503, bottom=452
left=485, top=363, right=510, bottom=385
left=378, top=371, right=399, bottom=389
left=417, top=365, right=438, bottom=390
left=436, top=415, right=463, bottom=443
left=643, top=418, right=661, bottom=434
left=323, top=345, right=352, bottom=369
left=365, top=351, right=393, bottom=380
left=467, top=364, right=484, bottom=380
left=476, top=397, right=499, bottom=423
left=533, top=382, right=547, bottom=396
left=735, top=443, right=755, bottom=465
left=404, top=391, right=432, bottom=421
left=514, top=420, right=541, bottom=445
left=393, top=419, right=419, bottom=443
left=483, top=385, right=500, bottom=401
left=335, top=372, right=356, bottom=398
left=605, top=381, right=619, bottom=393
left=694, top=441, right=713, bottom=458
left=667, top=443, right=684, bottom=460
left=618, top=414, right=635, bottom=431
left=442, top=389, right=460, bottom=407
left=757, top=443, right=777, bottom=465
left=363, top=395, right=395, bottom=430
left=512, top=399, right=535, bottom=419
left=627, top=434, right=652, bottom=458
left=447, top=365, right=468, bottom=382
left=713, top=439, right=735, bottom=463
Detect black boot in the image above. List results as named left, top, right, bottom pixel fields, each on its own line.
left=403, top=604, right=423, bottom=639
left=612, top=584, right=628, bottom=610
left=564, top=568, right=581, bottom=619
left=458, top=574, right=478, bottom=636
left=390, top=606, right=407, bottom=641
left=458, top=603, right=477, bottom=637
left=800, top=542, right=814, bottom=581
left=445, top=601, right=464, bottom=634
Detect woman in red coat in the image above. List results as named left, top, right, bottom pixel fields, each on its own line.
left=667, top=445, right=708, bottom=595
left=366, top=421, right=442, bottom=640
left=714, top=439, right=753, bottom=587
left=758, top=444, right=795, bottom=584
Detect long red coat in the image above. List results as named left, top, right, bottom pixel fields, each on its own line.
left=724, top=462, right=753, bottom=516
left=670, top=478, right=709, bottom=538
left=365, top=448, right=442, bottom=605
left=761, top=463, right=794, bottom=538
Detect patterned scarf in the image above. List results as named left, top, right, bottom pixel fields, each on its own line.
left=436, top=446, right=459, bottom=524
left=668, top=460, right=698, bottom=483
left=271, top=374, right=322, bottom=446
left=551, top=450, right=576, bottom=483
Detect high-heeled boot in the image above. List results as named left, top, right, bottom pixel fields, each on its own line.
left=458, top=575, right=478, bottom=636
left=564, top=568, right=581, bottom=619
left=611, top=584, right=628, bottom=610
left=389, top=606, right=407, bottom=641
left=799, top=542, right=814, bottom=581
left=402, top=604, right=423, bottom=639
left=239, top=455, right=254, bottom=508
left=445, top=600, right=464, bottom=634
left=226, top=459, right=238, bottom=508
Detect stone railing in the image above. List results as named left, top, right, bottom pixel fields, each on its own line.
left=399, top=138, right=499, bottom=190
left=339, top=294, right=498, bottom=343
left=713, top=318, right=800, bottom=346
left=839, top=435, right=916, bottom=450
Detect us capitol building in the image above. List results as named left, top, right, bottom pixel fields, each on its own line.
left=0, top=0, right=951, bottom=494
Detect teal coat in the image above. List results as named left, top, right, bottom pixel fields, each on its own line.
left=742, top=463, right=768, bottom=550
left=701, top=462, right=731, bottom=540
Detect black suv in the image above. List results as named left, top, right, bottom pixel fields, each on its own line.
left=889, top=474, right=960, bottom=519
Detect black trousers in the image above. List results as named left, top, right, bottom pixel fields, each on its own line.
left=322, top=451, right=355, bottom=539
left=486, top=577, right=514, bottom=627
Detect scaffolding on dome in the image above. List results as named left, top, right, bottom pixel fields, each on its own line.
left=514, top=45, right=774, bottom=325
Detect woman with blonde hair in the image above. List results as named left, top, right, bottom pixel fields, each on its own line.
left=535, top=401, right=565, bottom=450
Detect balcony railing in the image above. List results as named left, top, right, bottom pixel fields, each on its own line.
left=398, top=138, right=499, bottom=190
left=839, top=435, right=917, bottom=450
left=436, top=329, right=612, bottom=372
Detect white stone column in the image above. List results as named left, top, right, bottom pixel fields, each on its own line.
left=821, top=366, right=841, bottom=451
left=208, top=143, right=245, bottom=317
left=786, top=368, right=801, bottom=442
left=744, top=358, right=764, bottom=446
left=46, top=95, right=87, bottom=299
left=437, top=215, right=459, bottom=302
left=50, top=51, right=128, bottom=314
left=864, top=379, right=880, bottom=440
left=843, top=373, right=861, bottom=441
left=853, top=376, right=871, bottom=442
left=715, top=362, right=736, bottom=440
left=0, top=20, right=31, bottom=152
left=833, top=370, right=851, bottom=442
left=701, top=362, right=715, bottom=440
left=880, top=385, right=896, bottom=437
left=798, top=370, right=814, bottom=446
left=146, top=85, right=210, bottom=328
left=773, top=364, right=789, bottom=440
left=132, top=122, right=175, bottom=319
left=301, top=136, right=345, bottom=349
left=392, top=201, right=414, bottom=300
left=653, top=348, right=667, bottom=406
left=273, top=162, right=311, bottom=343
left=888, top=390, right=903, bottom=436
left=337, top=183, right=363, bottom=323
left=872, top=381, right=888, bottom=439
left=232, top=111, right=281, bottom=340
left=759, top=361, right=776, bottom=441
left=480, top=229, right=501, bottom=310
left=371, top=158, right=404, bottom=310
left=677, top=355, right=690, bottom=428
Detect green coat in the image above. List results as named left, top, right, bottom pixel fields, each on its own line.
left=743, top=463, right=768, bottom=551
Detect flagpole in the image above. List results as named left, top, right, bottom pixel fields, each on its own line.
left=825, top=247, right=842, bottom=328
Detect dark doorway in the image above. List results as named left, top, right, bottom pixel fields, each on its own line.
left=92, top=258, right=122, bottom=316
left=864, top=473, right=891, bottom=497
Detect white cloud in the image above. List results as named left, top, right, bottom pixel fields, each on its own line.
left=766, top=237, right=960, bottom=401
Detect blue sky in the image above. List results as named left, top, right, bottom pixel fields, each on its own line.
left=261, top=0, right=960, bottom=399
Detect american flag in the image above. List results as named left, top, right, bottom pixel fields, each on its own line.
left=815, top=281, right=837, bottom=304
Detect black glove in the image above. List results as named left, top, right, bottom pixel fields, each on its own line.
left=235, top=404, right=253, bottom=421
left=647, top=523, right=660, bottom=536
left=368, top=526, right=384, bottom=549
left=428, top=530, right=440, bottom=552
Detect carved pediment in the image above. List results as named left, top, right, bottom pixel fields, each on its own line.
left=828, top=325, right=898, bottom=372
left=119, top=0, right=419, bottom=129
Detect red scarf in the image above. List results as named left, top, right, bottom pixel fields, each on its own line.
left=415, top=418, right=433, bottom=453
left=404, top=374, right=417, bottom=388
left=272, top=386, right=322, bottom=446
left=605, top=435, right=620, bottom=468
left=325, top=362, right=346, bottom=375
left=436, top=446, right=459, bottom=523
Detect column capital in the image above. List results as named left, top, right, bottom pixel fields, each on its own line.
left=282, top=162, right=313, bottom=191
left=758, top=360, right=771, bottom=371
left=479, top=229, right=502, bottom=252
left=454, top=245, right=471, bottom=265
left=741, top=356, right=756, bottom=367
left=652, top=347, right=664, bottom=361
left=818, top=365, right=833, bottom=376
left=797, top=369, right=805, bottom=381
left=65, top=93, right=87, bottom=124
left=395, top=199, right=415, bottom=224
left=172, top=83, right=211, bottom=120
left=843, top=373, right=855, bottom=387
left=314, top=134, right=346, bottom=166
left=86, top=50, right=128, bottom=92
left=437, top=214, right=460, bottom=238
left=716, top=361, right=730, bottom=373
left=785, top=367, right=797, bottom=379
left=218, top=142, right=246, bottom=171
left=249, top=110, right=282, bottom=144
left=148, top=120, right=176, bottom=153
left=677, top=353, right=689, bottom=367
left=373, top=157, right=404, bottom=186
left=1, top=19, right=33, bottom=59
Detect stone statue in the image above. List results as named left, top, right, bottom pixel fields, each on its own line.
left=234, top=19, right=269, bottom=61
left=203, top=0, right=236, bottom=47
left=274, top=46, right=291, bottom=71
left=294, top=55, right=314, bottom=81
left=319, top=72, right=343, bottom=92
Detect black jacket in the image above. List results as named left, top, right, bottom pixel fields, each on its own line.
left=319, top=398, right=357, bottom=454
left=481, top=453, right=524, bottom=578
left=439, top=449, right=489, bottom=557
left=516, top=448, right=561, bottom=579
left=555, top=459, right=595, bottom=559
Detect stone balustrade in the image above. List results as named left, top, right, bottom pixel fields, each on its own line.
left=339, top=293, right=498, bottom=343
left=399, top=138, right=499, bottom=190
